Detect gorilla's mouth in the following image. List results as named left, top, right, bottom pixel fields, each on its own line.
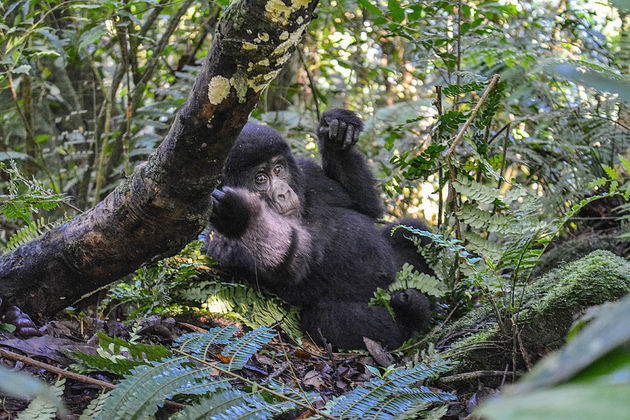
left=273, top=204, right=300, bottom=218
left=280, top=208, right=300, bottom=218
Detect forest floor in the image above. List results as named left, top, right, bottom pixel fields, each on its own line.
left=0, top=309, right=488, bottom=419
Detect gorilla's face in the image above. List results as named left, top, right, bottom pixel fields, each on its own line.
left=248, top=155, right=301, bottom=218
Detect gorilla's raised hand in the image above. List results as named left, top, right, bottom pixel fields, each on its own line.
left=317, top=108, right=365, bottom=150
left=210, top=187, right=260, bottom=238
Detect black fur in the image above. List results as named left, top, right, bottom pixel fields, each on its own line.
left=206, top=108, right=431, bottom=350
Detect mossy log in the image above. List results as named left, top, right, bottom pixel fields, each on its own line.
left=431, top=251, right=630, bottom=372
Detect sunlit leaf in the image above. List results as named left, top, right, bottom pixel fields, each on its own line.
left=610, top=0, right=630, bottom=11
left=547, top=63, right=630, bottom=103
left=477, top=383, right=630, bottom=420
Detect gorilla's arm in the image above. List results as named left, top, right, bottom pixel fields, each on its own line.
left=317, top=108, right=383, bottom=219
left=209, top=187, right=312, bottom=283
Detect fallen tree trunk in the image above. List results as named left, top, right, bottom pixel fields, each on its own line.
left=0, top=0, right=319, bottom=318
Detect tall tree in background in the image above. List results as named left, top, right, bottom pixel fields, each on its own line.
left=0, top=0, right=319, bottom=317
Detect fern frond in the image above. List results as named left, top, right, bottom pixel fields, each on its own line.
left=454, top=177, right=503, bottom=205
left=442, top=81, right=487, bottom=98
left=69, top=332, right=171, bottom=375
left=69, top=351, right=142, bottom=376
left=370, top=387, right=448, bottom=420
left=175, top=325, right=240, bottom=359
left=4, top=217, right=54, bottom=252
left=499, top=238, right=544, bottom=274
left=329, top=363, right=455, bottom=418
left=463, top=231, right=503, bottom=262
left=182, top=281, right=303, bottom=343
left=99, top=332, right=171, bottom=361
left=79, top=391, right=108, bottom=420
left=98, top=356, right=194, bottom=419
left=221, top=326, right=275, bottom=371
left=389, top=263, right=448, bottom=298
left=178, top=388, right=300, bottom=420
left=17, top=378, right=66, bottom=420
left=457, top=203, right=513, bottom=233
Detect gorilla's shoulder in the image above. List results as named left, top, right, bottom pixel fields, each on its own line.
left=295, top=157, right=322, bottom=175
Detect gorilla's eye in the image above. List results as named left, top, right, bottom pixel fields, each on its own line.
left=273, top=164, right=283, bottom=175
left=255, top=173, right=268, bottom=184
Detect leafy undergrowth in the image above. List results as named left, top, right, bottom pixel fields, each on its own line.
left=0, top=316, right=459, bottom=419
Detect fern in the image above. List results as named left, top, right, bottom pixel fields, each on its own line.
left=328, top=363, right=455, bottom=419
left=177, top=388, right=305, bottom=420
left=0, top=365, right=66, bottom=417
left=68, top=331, right=171, bottom=376
left=99, top=356, right=195, bottom=419
left=0, top=161, right=69, bottom=227
left=441, top=80, right=487, bottom=98
left=463, top=231, right=503, bottom=262
left=388, top=263, right=448, bottom=298
left=4, top=217, right=52, bottom=252
left=176, top=325, right=241, bottom=357
left=181, top=280, right=303, bottom=343
left=17, top=378, right=66, bottom=420
left=79, top=391, right=108, bottom=420
left=454, top=177, right=503, bottom=205
left=91, top=326, right=282, bottom=419
left=221, top=326, right=275, bottom=370
left=83, top=325, right=455, bottom=419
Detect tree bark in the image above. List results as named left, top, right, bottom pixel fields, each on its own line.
left=0, top=0, right=319, bottom=318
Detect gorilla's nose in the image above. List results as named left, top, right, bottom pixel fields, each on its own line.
left=275, top=187, right=290, bottom=202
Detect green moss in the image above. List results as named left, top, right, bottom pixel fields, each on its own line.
left=428, top=251, right=630, bottom=372
left=520, top=250, right=630, bottom=348
left=531, top=235, right=622, bottom=279
left=446, top=323, right=503, bottom=371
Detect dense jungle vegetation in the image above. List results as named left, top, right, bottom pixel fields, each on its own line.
left=1, top=0, right=630, bottom=418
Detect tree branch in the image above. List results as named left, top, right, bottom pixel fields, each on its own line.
left=0, top=0, right=320, bottom=318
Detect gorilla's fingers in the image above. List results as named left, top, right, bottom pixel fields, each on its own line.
left=343, top=125, right=355, bottom=149
left=337, top=120, right=348, bottom=144
left=212, top=188, right=225, bottom=201
left=353, top=124, right=361, bottom=143
left=329, top=119, right=339, bottom=140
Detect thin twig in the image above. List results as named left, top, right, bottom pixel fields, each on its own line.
left=435, top=85, right=444, bottom=229
left=276, top=331, right=315, bottom=411
left=497, top=122, right=511, bottom=190
left=516, top=325, right=533, bottom=371
left=446, top=74, right=501, bottom=158
left=437, top=369, right=523, bottom=385
left=298, top=47, right=320, bottom=121
left=0, top=347, right=185, bottom=409
left=0, top=347, right=114, bottom=390
left=487, top=121, right=511, bottom=146
left=7, top=74, right=59, bottom=192
left=456, top=0, right=462, bottom=85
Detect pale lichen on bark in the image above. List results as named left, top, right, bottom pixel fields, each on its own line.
left=207, top=76, right=231, bottom=105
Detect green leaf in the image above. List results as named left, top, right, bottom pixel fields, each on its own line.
left=388, top=0, right=405, bottom=22
left=11, top=64, right=31, bottom=74
left=619, top=155, right=630, bottom=175
left=547, top=62, right=630, bottom=103
left=602, top=165, right=619, bottom=181
left=79, top=25, right=106, bottom=54
left=610, top=0, right=630, bottom=11
left=357, top=0, right=383, bottom=16
left=477, top=383, right=630, bottom=420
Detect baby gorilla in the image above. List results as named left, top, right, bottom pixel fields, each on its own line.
left=206, top=108, right=430, bottom=350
